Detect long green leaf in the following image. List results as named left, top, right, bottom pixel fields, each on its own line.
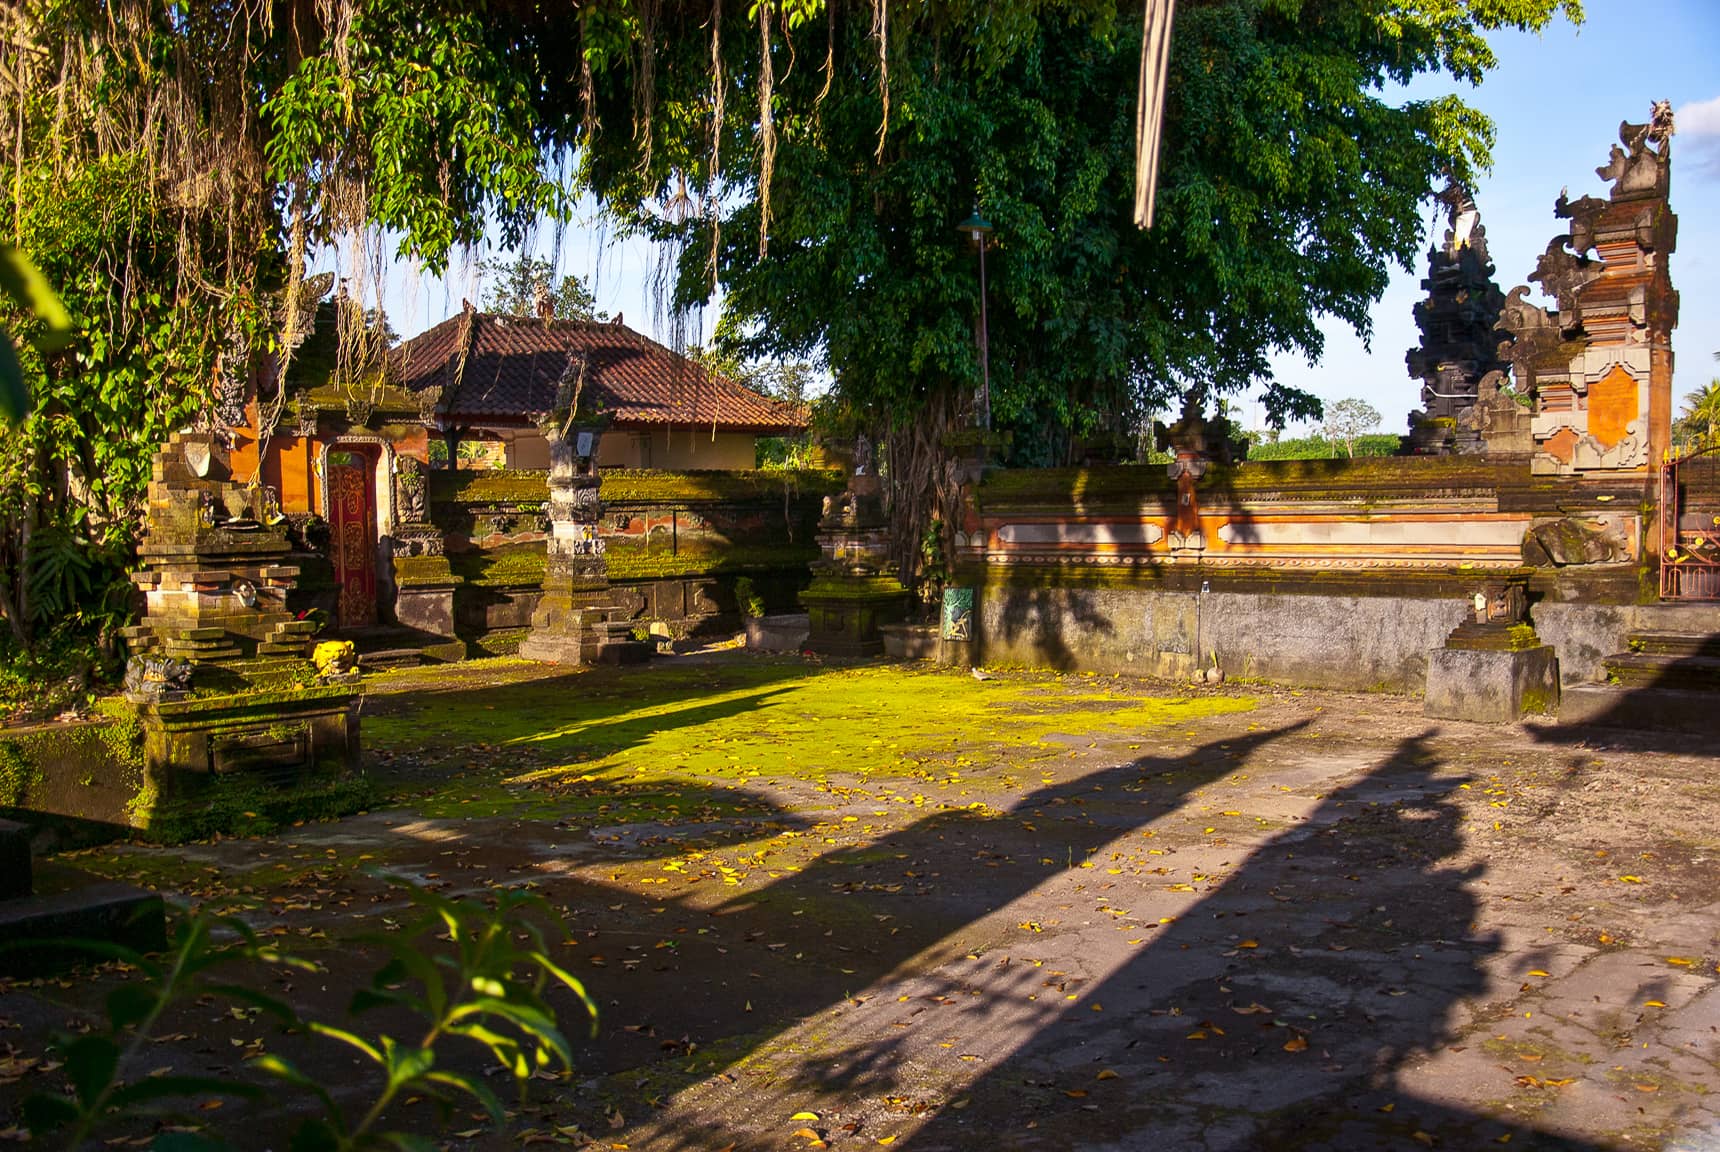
left=420, top=1069, right=503, bottom=1124
left=249, top=1053, right=340, bottom=1119
left=0, top=244, right=73, bottom=348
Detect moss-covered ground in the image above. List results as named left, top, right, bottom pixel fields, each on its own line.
left=361, top=657, right=1250, bottom=820
left=5, top=657, right=1719, bottom=1151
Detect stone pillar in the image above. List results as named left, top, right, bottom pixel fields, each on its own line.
left=387, top=456, right=466, bottom=661
left=519, top=421, right=648, bottom=666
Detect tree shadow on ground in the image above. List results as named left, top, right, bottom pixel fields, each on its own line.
left=893, top=730, right=1610, bottom=1151
left=616, top=720, right=1310, bottom=1149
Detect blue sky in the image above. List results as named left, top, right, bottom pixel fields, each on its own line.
left=373, top=0, right=1719, bottom=436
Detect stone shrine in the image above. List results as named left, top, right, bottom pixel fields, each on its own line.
left=120, top=431, right=360, bottom=821
left=1499, top=103, right=1679, bottom=475
left=801, top=438, right=911, bottom=657
left=1424, top=576, right=1560, bottom=723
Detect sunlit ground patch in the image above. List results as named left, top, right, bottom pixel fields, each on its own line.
left=364, top=660, right=1254, bottom=814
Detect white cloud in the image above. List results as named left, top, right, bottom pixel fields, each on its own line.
left=1676, top=95, right=1720, bottom=181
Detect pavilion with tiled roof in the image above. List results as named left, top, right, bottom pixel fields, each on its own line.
left=393, top=304, right=807, bottom=470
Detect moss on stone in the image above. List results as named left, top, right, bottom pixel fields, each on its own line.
left=429, top=469, right=551, bottom=505
left=607, top=540, right=818, bottom=580
left=140, top=773, right=379, bottom=844
left=598, top=468, right=842, bottom=506
left=0, top=740, right=39, bottom=806
left=393, top=555, right=463, bottom=587
left=153, top=683, right=356, bottom=720
left=451, top=545, right=548, bottom=587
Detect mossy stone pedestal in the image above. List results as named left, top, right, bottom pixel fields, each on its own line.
left=391, top=552, right=468, bottom=662
left=1424, top=579, right=1559, bottom=722
left=802, top=575, right=911, bottom=658
left=133, top=678, right=364, bottom=841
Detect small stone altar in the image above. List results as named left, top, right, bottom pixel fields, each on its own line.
left=120, top=432, right=361, bottom=831
left=1424, top=577, right=1559, bottom=723
left=801, top=441, right=910, bottom=657
left=518, top=360, right=649, bottom=666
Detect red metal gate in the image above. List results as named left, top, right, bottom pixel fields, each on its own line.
left=1659, top=444, right=1720, bottom=600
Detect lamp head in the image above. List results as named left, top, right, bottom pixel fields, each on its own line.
left=957, top=209, right=993, bottom=245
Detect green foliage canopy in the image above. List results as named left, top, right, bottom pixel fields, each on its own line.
left=0, top=0, right=1581, bottom=656
left=581, top=0, right=1581, bottom=448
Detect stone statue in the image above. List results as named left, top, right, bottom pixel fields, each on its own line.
left=123, top=655, right=193, bottom=703
left=394, top=456, right=428, bottom=525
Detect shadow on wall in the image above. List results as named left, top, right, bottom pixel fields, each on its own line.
left=974, top=455, right=1271, bottom=674
left=987, top=586, right=1116, bottom=670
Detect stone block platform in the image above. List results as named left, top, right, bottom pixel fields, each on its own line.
left=0, top=818, right=164, bottom=976
left=1424, top=645, right=1559, bottom=723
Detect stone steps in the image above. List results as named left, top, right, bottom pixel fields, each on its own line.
left=1564, top=628, right=1720, bottom=734
left=357, top=647, right=428, bottom=671
left=1602, top=653, right=1720, bottom=691
left=1627, top=630, right=1720, bottom=659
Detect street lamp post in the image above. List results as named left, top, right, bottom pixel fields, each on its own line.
left=957, top=208, right=993, bottom=431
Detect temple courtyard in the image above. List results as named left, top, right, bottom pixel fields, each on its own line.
left=3, top=655, right=1718, bottom=1151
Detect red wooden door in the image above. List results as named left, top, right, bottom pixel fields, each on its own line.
left=328, top=450, right=377, bottom=628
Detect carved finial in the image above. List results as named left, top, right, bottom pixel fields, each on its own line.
left=1647, top=99, right=1675, bottom=145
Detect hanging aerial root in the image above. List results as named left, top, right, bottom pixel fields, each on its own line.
left=757, top=0, right=776, bottom=258
left=872, top=0, right=889, bottom=160
left=706, top=0, right=725, bottom=289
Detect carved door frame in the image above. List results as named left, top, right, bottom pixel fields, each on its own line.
left=315, top=435, right=398, bottom=628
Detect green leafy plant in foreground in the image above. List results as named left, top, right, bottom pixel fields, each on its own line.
left=0, top=243, right=71, bottom=423
left=12, top=879, right=596, bottom=1151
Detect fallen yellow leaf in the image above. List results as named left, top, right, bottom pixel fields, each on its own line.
left=1096, top=1069, right=1119, bottom=1081
left=1283, top=1034, right=1308, bottom=1053
left=791, top=1113, right=820, bottom=1122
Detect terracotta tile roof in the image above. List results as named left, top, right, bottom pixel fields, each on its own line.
left=393, top=309, right=808, bottom=434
